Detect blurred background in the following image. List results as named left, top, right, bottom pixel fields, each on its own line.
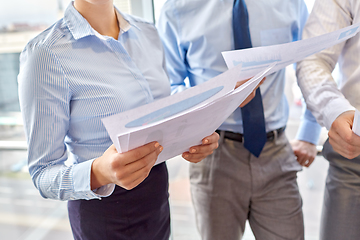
left=0, top=0, right=332, bottom=239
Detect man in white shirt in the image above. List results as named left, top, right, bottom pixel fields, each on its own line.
left=296, top=0, right=360, bottom=239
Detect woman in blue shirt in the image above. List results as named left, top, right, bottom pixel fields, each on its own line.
left=18, top=0, right=219, bottom=239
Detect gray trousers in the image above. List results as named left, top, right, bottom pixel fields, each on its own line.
left=320, top=139, right=360, bottom=240
left=190, top=131, right=304, bottom=240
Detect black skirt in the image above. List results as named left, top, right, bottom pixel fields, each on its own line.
left=68, top=162, right=170, bottom=240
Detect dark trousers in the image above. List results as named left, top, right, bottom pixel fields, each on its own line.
left=68, top=162, right=170, bottom=240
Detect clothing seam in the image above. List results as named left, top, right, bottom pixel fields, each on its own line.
left=40, top=44, right=75, bottom=195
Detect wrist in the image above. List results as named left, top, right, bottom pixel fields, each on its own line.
left=91, top=157, right=111, bottom=190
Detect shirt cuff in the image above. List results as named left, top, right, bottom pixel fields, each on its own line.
left=296, top=109, right=322, bottom=145
left=72, top=159, right=115, bottom=200
left=93, top=183, right=115, bottom=197
left=323, top=98, right=355, bottom=130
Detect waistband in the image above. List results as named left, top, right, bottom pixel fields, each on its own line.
left=216, top=127, right=286, bottom=143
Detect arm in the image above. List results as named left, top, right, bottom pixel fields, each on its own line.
left=156, top=2, right=189, bottom=94
left=18, top=44, right=164, bottom=199
left=289, top=3, right=321, bottom=167
left=18, top=44, right=105, bottom=200
left=296, top=0, right=358, bottom=159
left=157, top=5, right=221, bottom=163
left=292, top=105, right=322, bottom=167
left=296, top=0, right=355, bottom=129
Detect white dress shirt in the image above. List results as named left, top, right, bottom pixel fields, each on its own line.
left=296, top=0, right=360, bottom=130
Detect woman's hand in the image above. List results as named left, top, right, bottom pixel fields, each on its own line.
left=182, top=132, right=220, bottom=163
left=91, top=142, right=163, bottom=190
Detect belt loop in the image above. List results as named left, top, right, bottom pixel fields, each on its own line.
left=273, top=129, right=278, bottom=141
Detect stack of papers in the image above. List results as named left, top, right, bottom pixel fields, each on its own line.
left=102, top=22, right=360, bottom=165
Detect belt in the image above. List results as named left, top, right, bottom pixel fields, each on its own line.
left=216, top=127, right=286, bottom=143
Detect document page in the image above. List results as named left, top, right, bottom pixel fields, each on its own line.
left=102, top=62, right=245, bottom=153
left=102, top=65, right=273, bottom=164
left=353, top=109, right=360, bottom=136
left=221, top=22, right=360, bottom=75
left=101, top=22, right=360, bottom=164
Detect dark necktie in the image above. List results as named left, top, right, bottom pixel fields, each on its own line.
left=233, top=0, right=267, bottom=157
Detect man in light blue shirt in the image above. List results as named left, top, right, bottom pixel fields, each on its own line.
left=157, top=0, right=320, bottom=239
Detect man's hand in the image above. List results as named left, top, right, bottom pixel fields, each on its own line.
left=91, top=142, right=163, bottom=190
left=236, top=77, right=266, bottom=107
left=291, top=139, right=317, bottom=167
left=182, top=132, right=219, bottom=163
left=328, top=110, right=360, bottom=159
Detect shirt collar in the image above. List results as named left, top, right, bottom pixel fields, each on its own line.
left=64, top=1, right=139, bottom=40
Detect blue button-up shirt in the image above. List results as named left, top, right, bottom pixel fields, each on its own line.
left=18, top=3, right=170, bottom=200
left=157, top=0, right=321, bottom=143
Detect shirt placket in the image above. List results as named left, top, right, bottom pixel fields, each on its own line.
left=103, top=37, right=154, bottom=104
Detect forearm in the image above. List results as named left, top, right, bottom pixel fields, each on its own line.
left=295, top=107, right=322, bottom=145
left=296, top=0, right=355, bottom=129
left=31, top=156, right=113, bottom=200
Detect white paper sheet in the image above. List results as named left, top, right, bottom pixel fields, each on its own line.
left=102, top=64, right=274, bottom=164
left=353, top=109, right=360, bottom=136
left=101, top=22, right=360, bottom=164
left=102, top=58, right=275, bottom=151
left=102, top=62, right=245, bottom=153
left=222, top=22, right=360, bottom=75
left=121, top=65, right=273, bottom=164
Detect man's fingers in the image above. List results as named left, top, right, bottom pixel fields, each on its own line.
left=235, top=78, right=250, bottom=89
left=184, top=143, right=218, bottom=163
left=304, top=158, right=315, bottom=167
left=189, top=142, right=218, bottom=155
left=183, top=132, right=219, bottom=163
left=240, top=90, right=256, bottom=107
left=188, top=133, right=219, bottom=154
left=235, top=77, right=266, bottom=89
left=182, top=151, right=213, bottom=163
left=329, top=137, right=360, bottom=159
left=328, top=110, right=360, bottom=159
left=295, top=153, right=305, bottom=165
left=257, top=77, right=266, bottom=87
left=201, top=132, right=219, bottom=145
left=329, top=129, right=360, bottom=158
